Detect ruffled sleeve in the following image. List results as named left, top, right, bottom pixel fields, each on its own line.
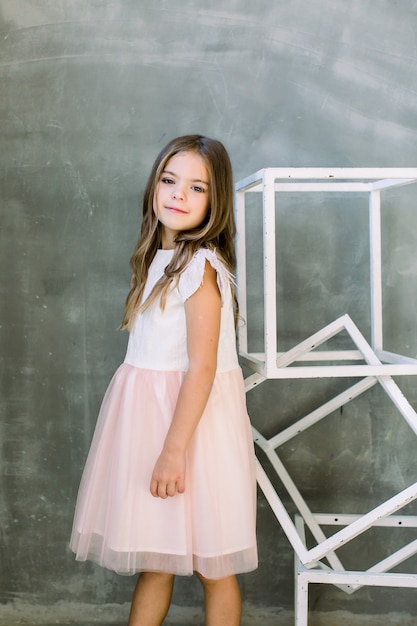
left=178, top=249, right=233, bottom=305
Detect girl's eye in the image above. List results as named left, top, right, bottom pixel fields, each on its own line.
left=161, top=177, right=174, bottom=184
left=191, top=185, right=205, bottom=193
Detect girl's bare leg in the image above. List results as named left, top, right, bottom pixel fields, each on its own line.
left=196, top=573, right=242, bottom=626
left=128, top=571, right=175, bottom=626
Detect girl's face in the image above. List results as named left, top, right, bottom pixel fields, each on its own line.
left=154, top=151, right=210, bottom=249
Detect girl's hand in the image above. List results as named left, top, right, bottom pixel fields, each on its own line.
left=150, top=449, right=186, bottom=498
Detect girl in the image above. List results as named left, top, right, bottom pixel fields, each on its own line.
left=70, top=135, right=258, bottom=626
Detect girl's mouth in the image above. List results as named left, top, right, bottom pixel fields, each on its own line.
left=166, top=206, right=187, bottom=214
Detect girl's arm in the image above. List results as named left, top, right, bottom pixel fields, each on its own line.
left=150, top=261, right=221, bottom=498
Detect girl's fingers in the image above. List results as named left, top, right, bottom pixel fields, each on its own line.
left=166, top=481, right=177, bottom=497
left=150, top=479, right=184, bottom=498
left=150, top=478, right=159, bottom=497
left=158, top=482, right=169, bottom=498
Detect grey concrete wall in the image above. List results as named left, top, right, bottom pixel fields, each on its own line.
left=1, top=0, right=417, bottom=619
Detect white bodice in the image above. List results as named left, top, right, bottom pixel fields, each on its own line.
left=124, top=249, right=239, bottom=372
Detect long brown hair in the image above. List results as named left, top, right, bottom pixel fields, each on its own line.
left=120, top=135, right=236, bottom=330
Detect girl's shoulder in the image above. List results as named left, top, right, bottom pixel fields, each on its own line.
left=178, top=248, right=233, bottom=304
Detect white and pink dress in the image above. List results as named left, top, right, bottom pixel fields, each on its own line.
left=70, top=248, right=258, bottom=578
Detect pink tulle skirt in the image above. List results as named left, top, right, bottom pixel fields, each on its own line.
left=70, top=363, right=258, bottom=578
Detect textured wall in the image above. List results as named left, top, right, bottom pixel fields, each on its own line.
left=1, top=0, right=417, bottom=617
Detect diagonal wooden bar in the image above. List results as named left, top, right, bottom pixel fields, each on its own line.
left=266, top=377, right=377, bottom=449
left=255, top=442, right=417, bottom=568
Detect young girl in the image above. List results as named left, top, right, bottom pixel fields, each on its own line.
left=70, top=135, right=258, bottom=626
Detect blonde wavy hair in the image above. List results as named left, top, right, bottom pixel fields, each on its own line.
left=120, top=135, right=236, bottom=331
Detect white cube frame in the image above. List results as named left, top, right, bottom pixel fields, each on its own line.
left=236, top=168, right=417, bottom=380
left=235, top=169, right=417, bottom=624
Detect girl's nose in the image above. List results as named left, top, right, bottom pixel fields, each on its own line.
left=171, top=186, right=184, bottom=200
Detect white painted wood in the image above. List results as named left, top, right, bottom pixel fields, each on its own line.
left=376, top=349, right=417, bottom=365
left=304, top=481, right=417, bottom=566
left=235, top=188, right=248, bottom=354
left=255, top=458, right=310, bottom=563
left=275, top=315, right=350, bottom=368
left=236, top=168, right=417, bottom=625
left=300, top=568, right=417, bottom=587
left=263, top=170, right=278, bottom=375
left=243, top=372, right=266, bottom=392
left=267, top=377, right=377, bottom=448
left=262, top=442, right=347, bottom=572
left=269, top=363, right=417, bottom=377
left=369, top=189, right=383, bottom=350
left=295, top=515, right=417, bottom=624
left=313, top=513, right=417, bottom=528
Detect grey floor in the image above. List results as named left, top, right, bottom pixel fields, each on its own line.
left=0, top=600, right=416, bottom=626
left=8, top=617, right=417, bottom=626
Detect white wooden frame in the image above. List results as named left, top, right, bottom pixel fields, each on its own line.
left=252, top=316, right=417, bottom=566
left=235, top=169, right=417, bottom=623
left=294, top=514, right=417, bottom=626
left=236, top=168, right=417, bottom=380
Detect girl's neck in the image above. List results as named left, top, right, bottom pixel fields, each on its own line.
left=160, top=242, right=176, bottom=251
left=160, top=234, right=176, bottom=250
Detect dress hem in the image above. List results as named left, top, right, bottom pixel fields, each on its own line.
left=70, top=533, right=258, bottom=579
